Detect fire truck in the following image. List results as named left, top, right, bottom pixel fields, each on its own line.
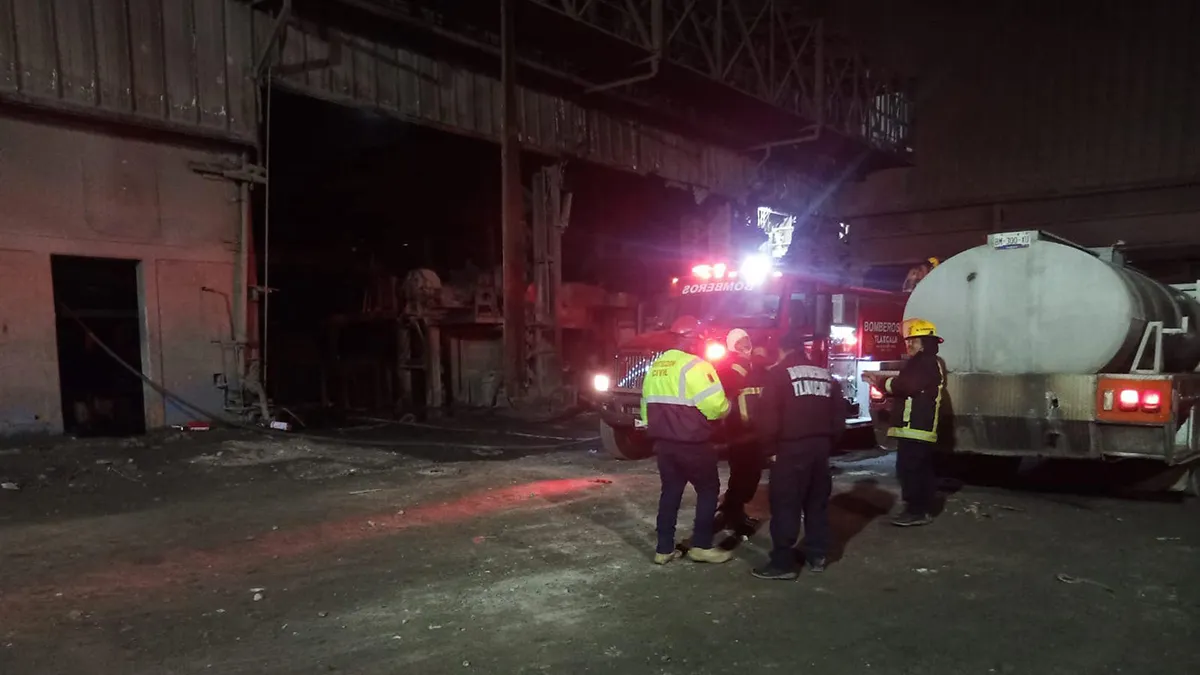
left=591, top=255, right=906, bottom=460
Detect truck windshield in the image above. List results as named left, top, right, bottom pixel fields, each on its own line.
left=665, top=291, right=782, bottom=328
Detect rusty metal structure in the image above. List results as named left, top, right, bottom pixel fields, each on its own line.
left=0, top=0, right=914, bottom=413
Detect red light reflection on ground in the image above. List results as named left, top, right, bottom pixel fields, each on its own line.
left=0, top=476, right=615, bottom=622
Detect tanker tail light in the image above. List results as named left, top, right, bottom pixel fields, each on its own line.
left=869, top=385, right=884, bottom=401
left=1114, top=388, right=1160, bottom=413
left=1098, top=378, right=1170, bottom=422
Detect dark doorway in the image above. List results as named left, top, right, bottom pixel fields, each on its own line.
left=51, top=255, right=146, bottom=436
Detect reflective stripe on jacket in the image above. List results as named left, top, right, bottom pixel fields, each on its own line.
left=885, top=352, right=946, bottom=443
left=640, top=348, right=730, bottom=443
left=716, top=355, right=752, bottom=427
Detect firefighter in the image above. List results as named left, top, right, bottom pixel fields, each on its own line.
left=714, top=328, right=764, bottom=537
left=749, top=332, right=844, bottom=580
left=865, top=318, right=946, bottom=527
left=641, top=315, right=733, bottom=565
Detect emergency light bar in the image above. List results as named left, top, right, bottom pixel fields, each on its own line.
left=688, top=255, right=780, bottom=285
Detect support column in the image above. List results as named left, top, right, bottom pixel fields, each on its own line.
left=530, top=165, right=571, bottom=398
left=500, top=0, right=526, bottom=400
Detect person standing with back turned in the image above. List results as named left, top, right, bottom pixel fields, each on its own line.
left=750, top=332, right=844, bottom=580
left=865, top=318, right=947, bottom=527
left=641, top=316, right=733, bottom=565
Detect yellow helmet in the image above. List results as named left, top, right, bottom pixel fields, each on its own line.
left=927, top=257, right=940, bottom=268
left=902, top=317, right=943, bottom=342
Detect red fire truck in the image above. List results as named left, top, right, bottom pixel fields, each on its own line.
left=591, top=256, right=906, bottom=459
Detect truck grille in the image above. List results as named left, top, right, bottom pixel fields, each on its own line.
left=613, top=351, right=664, bottom=391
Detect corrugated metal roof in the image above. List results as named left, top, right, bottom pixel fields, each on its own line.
left=0, top=0, right=258, bottom=140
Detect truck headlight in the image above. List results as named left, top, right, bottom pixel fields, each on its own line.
left=593, top=374, right=611, bottom=392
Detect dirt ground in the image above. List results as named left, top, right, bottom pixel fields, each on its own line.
left=1, top=414, right=1198, bottom=675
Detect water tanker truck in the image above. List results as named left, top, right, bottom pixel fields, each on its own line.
left=870, top=230, right=1200, bottom=495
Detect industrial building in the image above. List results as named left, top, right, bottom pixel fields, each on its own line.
left=0, top=0, right=909, bottom=436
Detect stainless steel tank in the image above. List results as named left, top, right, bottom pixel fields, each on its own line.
left=904, top=235, right=1200, bottom=375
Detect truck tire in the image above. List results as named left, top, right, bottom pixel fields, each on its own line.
left=600, top=420, right=654, bottom=461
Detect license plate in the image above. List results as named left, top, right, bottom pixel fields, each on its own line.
left=990, top=231, right=1034, bottom=250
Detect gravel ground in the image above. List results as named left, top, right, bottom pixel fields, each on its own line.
left=0, top=417, right=1197, bottom=674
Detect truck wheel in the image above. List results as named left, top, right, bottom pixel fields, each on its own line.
left=600, top=420, right=653, bottom=461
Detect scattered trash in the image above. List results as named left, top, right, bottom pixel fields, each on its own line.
left=417, top=467, right=454, bottom=477
left=470, top=448, right=503, bottom=457
left=318, top=611, right=329, bottom=618
left=268, top=420, right=291, bottom=432
left=913, top=568, right=938, bottom=575
left=349, top=489, right=383, bottom=495
left=590, top=478, right=613, bottom=484
left=251, top=587, right=266, bottom=602
left=67, top=609, right=85, bottom=622
left=172, top=422, right=211, bottom=432
left=1, top=482, right=18, bottom=491
left=1156, top=536, right=1181, bottom=542
left=1055, top=573, right=1114, bottom=593
left=995, top=504, right=1025, bottom=512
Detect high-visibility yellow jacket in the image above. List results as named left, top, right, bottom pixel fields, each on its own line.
left=640, top=348, right=730, bottom=443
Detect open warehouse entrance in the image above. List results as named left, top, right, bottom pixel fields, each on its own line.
left=257, top=87, right=708, bottom=418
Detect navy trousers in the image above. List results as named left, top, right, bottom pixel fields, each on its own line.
left=654, top=440, right=720, bottom=553
left=767, top=437, right=833, bottom=570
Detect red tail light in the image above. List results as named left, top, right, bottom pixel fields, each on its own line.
left=1117, top=388, right=1140, bottom=411
left=1116, top=388, right=1163, bottom=413
left=1098, top=378, right=1171, bottom=423
left=869, top=385, right=884, bottom=401
left=1141, top=390, right=1162, bottom=412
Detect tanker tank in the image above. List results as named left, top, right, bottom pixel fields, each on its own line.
left=904, top=234, right=1200, bottom=375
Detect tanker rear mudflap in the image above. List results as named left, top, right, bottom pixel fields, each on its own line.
left=946, top=373, right=1200, bottom=463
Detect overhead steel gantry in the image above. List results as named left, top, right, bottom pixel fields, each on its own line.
left=526, top=0, right=912, bottom=159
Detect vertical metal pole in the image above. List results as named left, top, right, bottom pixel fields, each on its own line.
left=232, top=156, right=251, bottom=397
left=262, top=75, right=274, bottom=390
left=501, top=0, right=525, bottom=400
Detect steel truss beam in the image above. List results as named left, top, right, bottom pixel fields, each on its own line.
left=531, top=0, right=912, bottom=155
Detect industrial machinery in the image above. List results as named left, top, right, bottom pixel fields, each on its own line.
left=592, top=255, right=906, bottom=460
left=870, top=230, right=1200, bottom=494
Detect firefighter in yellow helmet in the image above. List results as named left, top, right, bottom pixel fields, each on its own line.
left=865, top=318, right=946, bottom=526
left=641, top=316, right=733, bottom=565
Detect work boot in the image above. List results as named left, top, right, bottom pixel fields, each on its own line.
left=687, top=547, right=733, bottom=564
left=751, top=565, right=798, bottom=581
left=654, top=550, right=683, bottom=565
left=806, top=557, right=827, bottom=573
left=891, top=512, right=933, bottom=527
